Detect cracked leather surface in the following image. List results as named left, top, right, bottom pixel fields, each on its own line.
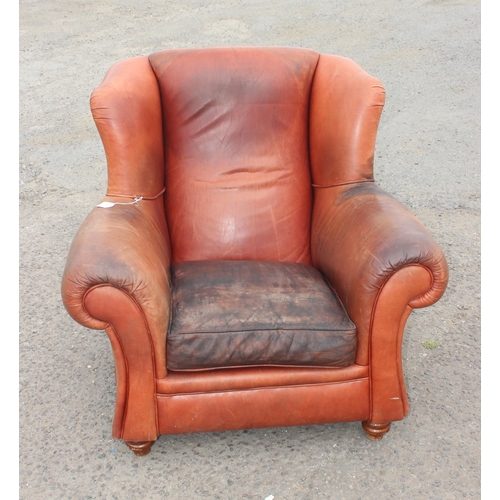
left=168, top=260, right=357, bottom=370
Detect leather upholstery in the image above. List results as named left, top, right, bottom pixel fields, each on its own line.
left=157, top=364, right=369, bottom=394
left=168, top=260, right=356, bottom=370
left=62, top=197, right=171, bottom=378
left=157, top=379, right=370, bottom=435
left=149, top=48, right=318, bottom=265
left=311, top=182, right=448, bottom=365
left=61, top=47, right=449, bottom=447
left=90, top=56, right=165, bottom=199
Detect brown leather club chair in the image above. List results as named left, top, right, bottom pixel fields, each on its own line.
left=61, top=47, right=448, bottom=456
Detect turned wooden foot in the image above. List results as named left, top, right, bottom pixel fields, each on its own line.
left=125, top=440, right=154, bottom=456
left=362, top=421, right=391, bottom=440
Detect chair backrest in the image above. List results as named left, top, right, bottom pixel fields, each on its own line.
left=149, top=47, right=320, bottom=265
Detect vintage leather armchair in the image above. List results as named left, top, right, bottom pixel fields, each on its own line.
left=61, top=47, right=448, bottom=456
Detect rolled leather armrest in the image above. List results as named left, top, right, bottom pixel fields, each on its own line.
left=61, top=196, right=171, bottom=376
left=311, top=182, right=449, bottom=364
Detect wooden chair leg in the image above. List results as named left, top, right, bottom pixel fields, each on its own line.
left=362, top=421, right=391, bottom=440
left=125, top=440, right=155, bottom=456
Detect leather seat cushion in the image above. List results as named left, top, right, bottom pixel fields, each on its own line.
left=167, top=260, right=357, bottom=371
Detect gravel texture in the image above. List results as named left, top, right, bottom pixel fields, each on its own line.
left=19, top=1, right=480, bottom=498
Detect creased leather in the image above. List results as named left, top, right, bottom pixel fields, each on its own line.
left=158, top=364, right=369, bottom=394
left=168, top=260, right=356, bottom=370
left=309, top=53, right=448, bottom=366
left=90, top=56, right=165, bottom=198
left=310, top=54, right=386, bottom=186
left=85, top=286, right=158, bottom=441
left=157, top=379, right=370, bottom=434
left=149, top=47, right=320, bottom=265
left=60, top=47, right=450, bottom=441
left=61, top=197, right=171, bottom=377
left=311, top=183, right=449, bottom=365
left=62, top=55, right=171, bottom=378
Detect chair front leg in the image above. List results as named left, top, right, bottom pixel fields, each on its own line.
left=125, top=441, right=155, bottom=456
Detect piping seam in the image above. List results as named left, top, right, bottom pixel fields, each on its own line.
left=157, top=377, right=368, bottom=397
left=312, top=179, right=375, bottom=188
left=82, top=283, right=159, bottom=437
left=367, top=263, right=433, bottom=421
left=105, top=187, right=165, bottom=200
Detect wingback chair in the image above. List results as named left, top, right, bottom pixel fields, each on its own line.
left=61, top=47, right=448, bottom=456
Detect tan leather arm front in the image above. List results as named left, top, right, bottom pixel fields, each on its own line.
left=311, top=182, right=449, bottom=365
left=61, top=197, right=171, bottom=378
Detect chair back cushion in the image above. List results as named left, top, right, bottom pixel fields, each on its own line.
left=149, top=47, right=319, bottom=265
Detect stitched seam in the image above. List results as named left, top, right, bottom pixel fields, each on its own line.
left=83, top=286, right=128, bottom=438
left=307, top=52, right=321, bottom=262
left=312, top=179, right=375, bottom=188
left=168, top=361, right=355, bottom=372
left=166, top=266, right=174, bottom=376
left=169, top=327, right=358, bottom=336
left=147, top=54, right=167, bottom=189
left=105, top=187, right=166, bottom=200
left=83, top=283, right=159, bottom=436
left=367, top=263, right=434, bottom=421
left=156, top=377, right=369, bottom=397
left=396, top=306, right=412, bottom=414
left=106, top=323, right=129, bottom=440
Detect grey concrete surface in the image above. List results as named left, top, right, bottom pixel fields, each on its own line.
left=20, top=1, right=480, bottom=498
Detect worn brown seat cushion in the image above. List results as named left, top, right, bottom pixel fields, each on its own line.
left=167, top=260, right=357, bottom=371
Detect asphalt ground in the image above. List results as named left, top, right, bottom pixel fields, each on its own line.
left=19, top=1, right=482, bottom=498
